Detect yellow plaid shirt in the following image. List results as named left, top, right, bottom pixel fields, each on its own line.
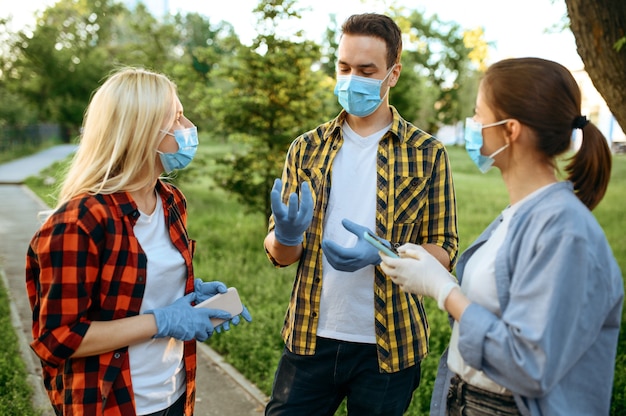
left=268, top=107, right=458, bottom=373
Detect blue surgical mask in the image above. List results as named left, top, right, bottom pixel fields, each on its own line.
left=157, top=126, right=198, bottom=173
left=334, top=65, right=395, bottom=117
left=464, top=117, right=510, bottom=173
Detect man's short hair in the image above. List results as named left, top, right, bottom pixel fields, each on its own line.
left=341, top=13, right=403, bottom=68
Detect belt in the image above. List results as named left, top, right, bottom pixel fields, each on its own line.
left=447, top=374, right=521, bottom=415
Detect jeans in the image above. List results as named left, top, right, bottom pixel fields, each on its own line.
left=265, top=337, right=421, bottom=416
left=447, top=375, right=521, bottom=416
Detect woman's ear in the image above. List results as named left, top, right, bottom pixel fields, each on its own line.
left=505, top=119, right=522, bottom=144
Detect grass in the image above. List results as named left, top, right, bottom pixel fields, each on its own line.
left=0, top=274, right=40, bottom=416
left=19, top=141, right=626, bottom=415
left=0, top=143, right=58, bottom=416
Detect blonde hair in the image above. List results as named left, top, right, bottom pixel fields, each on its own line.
left=56, top=67, right=177, bottom=208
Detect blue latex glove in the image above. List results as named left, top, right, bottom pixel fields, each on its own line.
left=194, top=278, right=227, bottom=304
left=270, top=179, right=313, bottom=246
left=145, top=293, right=232, bottom=342
left=322, top=219, right=391, bottom=272
left=215, top=305, right=253, bottom=333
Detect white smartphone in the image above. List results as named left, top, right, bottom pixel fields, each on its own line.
left=363, top=231, right=399, bottom=258
left=194, top=287, right=244, bottom=326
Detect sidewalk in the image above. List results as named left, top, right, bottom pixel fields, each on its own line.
left=0, top=146, right=266, bottom=415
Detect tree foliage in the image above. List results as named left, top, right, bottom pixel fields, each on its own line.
left=165, top=13, right=242, bottom=133
left=0, top=0, right=238, bottom=137
left=6, top=0, right=124, bottom=137
left=391, top=9, right=484, bottom=132
left=209, top=0, right=337, bottom=219
left=0, top=0, right=482, bottom=216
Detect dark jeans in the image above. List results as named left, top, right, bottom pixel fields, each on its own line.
left=265, top=337, right=421, bottom=416
left=142, top=392, right=186, bottom=416
left=447, top=375, right=521, bottom=416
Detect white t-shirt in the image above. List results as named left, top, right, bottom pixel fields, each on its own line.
left=447, top=183, right=556, bottom=393
left=317, top=121, right=390, bottom=344
left=128, top=193, right=187, bottom=415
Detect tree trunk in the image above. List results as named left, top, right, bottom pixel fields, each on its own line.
left=565, top=0, right=626, bottom=132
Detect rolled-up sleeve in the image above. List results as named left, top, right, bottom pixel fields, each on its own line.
left=421, top=147, right=458, bottom=267
left=27, top=219, right=100, bottom=366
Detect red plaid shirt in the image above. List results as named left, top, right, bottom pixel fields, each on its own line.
left=26, top=181, right=197, bottom=416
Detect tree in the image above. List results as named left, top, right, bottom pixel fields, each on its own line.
left=565, top=0, right=626, bottom=133
left=0, top=0, right=206, bottom=135
left=209, top=0, right=336, bottom=219
left=166, top=12, right=242, bottom=133
left=391, top=9, right=485, bottom=133
left=6, top=0, right=124, bottom=138
left=0, top=19, right=38, bottom=126
left=319, top=14, right=340, bottom=78
left=107, top=2, right=179, bottom=70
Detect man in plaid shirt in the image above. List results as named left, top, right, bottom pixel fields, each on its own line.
left=263, top=13, right=458, bottom=416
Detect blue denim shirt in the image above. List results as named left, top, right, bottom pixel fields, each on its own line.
left=430, top=181, right=623, bottom=415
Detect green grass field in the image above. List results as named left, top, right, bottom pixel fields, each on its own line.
left=0, top=274, right=40, bottom=416
left=21, top=143, right=626, bottom=415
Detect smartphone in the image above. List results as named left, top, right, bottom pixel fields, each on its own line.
left=363, top=231, right=399, bottom=258
left=194, top=287, right=244, bottom=326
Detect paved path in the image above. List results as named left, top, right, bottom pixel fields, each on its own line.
left=0, top=146, right=267, bottom=415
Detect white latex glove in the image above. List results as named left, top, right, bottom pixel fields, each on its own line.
left=379, top=244, right=459, bottom=310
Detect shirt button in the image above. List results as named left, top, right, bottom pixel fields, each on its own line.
left=114, top=352, right=121, bottom=359
left=138, top=276, right=144, bottom=282
left=311, top=312, right=317, bottom=318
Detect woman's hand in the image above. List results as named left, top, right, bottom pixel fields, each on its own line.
left=380, top=244, right=459, bottom=310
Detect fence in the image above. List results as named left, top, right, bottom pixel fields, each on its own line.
left=0, top=123, right=62, bottom=154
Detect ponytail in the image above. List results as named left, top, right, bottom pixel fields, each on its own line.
left=565, top=121, right=612, bottom=210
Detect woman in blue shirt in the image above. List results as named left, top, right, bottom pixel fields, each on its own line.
left=379, top=57, right=623, bottom=415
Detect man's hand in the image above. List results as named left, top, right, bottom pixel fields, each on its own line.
left=322, top=219, right=390, bottom=272
left=270, top=179, right=313, bottom=246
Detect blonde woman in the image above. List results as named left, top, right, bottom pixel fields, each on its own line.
left=26, top=67, right=250, bottom=416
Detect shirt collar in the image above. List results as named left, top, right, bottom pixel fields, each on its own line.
left=109, top=180, right=175, bottom=218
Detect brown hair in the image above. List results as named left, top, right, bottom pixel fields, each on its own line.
left=481, top=57, right=612, bottom=210
left=341, top=13, right=402, bottom=69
